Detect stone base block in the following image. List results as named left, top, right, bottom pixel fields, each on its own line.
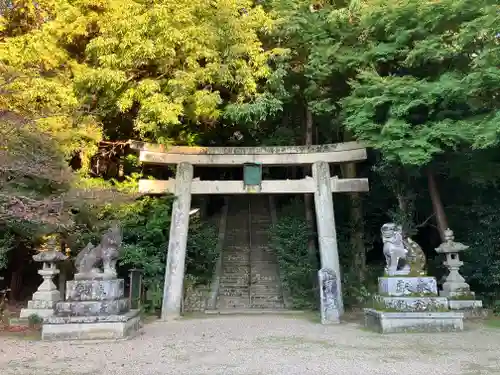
left=65, top=279, right=124, bottom=301
left=20, top=308, right=55, bottom=319
left=378, top=276, right=438, bottom=296
left=32, top=289, right=61, bottom=302
left=448, top=300, right=486, bottom=319
left=448, top=299, right=482, bottom=309
left=42, top=310, right=141, bottom=341
left=55, top=298, right=129, bottom=316
left=364, top=308, right=464, bottom=333
left=27, top=299, right=58, bottom=310
left=378, top=296, right=448, bottom=312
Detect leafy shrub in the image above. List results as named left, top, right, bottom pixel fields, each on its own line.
left=269, top=199, right=317, bottom=309
left=448, top=191, right=500, bottom=306
left=28, top=313, right=43, bottom=327
left=113, top=196, right=218, bottom=312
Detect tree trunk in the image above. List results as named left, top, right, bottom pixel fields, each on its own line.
left=304, top=108, right=319, bottom=279
left=427, top=168, right=449, bottom=241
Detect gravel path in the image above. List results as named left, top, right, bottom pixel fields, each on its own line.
left=1, top=315, right=500, bottom=375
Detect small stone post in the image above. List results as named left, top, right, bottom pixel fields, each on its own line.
left=129, top=268, right=144, bottom=310
left=435, top=228, right=471, bottom=297
left=161, top=162, right=193, bottom=320
left=312, top=161, right=343, bottom=314
left=20, top=238, right=67, bottom=319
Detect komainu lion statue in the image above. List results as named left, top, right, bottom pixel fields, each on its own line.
left=381, top=223, right=426, bottom=276
left=74, top=223, right=123, bottom=280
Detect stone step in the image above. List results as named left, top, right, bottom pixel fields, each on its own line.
left=220, top=274, right=250, bottom=279
left=220, top=281, right=249, bottom=287
left=250, top=303, right=285, bottom=309
left=250, top=263, right=278, bottom=275
left=222, top=267, right=250, bottom=274
left=220, top=281, right=249, bottom=286
left=223, top=257, right=250, bottom=263
left=250, top=287, right=282, bottom=293
left=217, top=298, right=250, bottom=309
left=250, top=276, right=280, bottom=282
left=219, top=291, right=249, bottom=297
left=251, top=294, right=283, bottom=301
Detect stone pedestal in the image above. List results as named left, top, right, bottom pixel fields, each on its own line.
left=42, top=279, right=140, bottom=340
left=378, top=276, right=438, bottom=296
left=364, top=309, right=464, bottom=333
left=364, top=275, right=464, bottom=333
left=20, top=249, right=67, bottom=319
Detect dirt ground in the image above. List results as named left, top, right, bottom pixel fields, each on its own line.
left=1, top=314, right=500, bottom=375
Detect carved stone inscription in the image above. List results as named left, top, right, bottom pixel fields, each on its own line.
left=319, top=268, right=340, bottom=324
left=378, top=277, right=438, bottom=296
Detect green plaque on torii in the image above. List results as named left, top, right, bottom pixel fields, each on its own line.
left=243, top=162, right=262, bottom=191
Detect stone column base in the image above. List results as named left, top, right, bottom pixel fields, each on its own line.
left=42, top=310, right=141, bottom=340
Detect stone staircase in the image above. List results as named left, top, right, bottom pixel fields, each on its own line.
left=216, top=196, right=284, bottom=311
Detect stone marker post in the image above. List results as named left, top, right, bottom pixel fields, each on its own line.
left=318, top=268, right=340, bottom=324
left=161, top=162, right=193, bottom=320
left=312, top=161, right=343, bottom=314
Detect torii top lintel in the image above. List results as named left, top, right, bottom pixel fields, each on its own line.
left=129, top=140, right=367, bottom=166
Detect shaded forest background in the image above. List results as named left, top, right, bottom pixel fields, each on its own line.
left=1, top=0, right=499, bottom=311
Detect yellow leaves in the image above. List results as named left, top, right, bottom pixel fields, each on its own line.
left=188, top=90, right=223, bottom=119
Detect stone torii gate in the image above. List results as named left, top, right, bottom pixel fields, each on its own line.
left=130, top=141, right=369, bottom=320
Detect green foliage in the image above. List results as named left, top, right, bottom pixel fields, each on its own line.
left=269, top=199, right=316, bottom=309
left=446, top=189, right=500, bottom=306
left=1, top=0, right=281, bottom=150
left=27, top=313, right=43, bottom=327
left=340, top=0, right=500, bottom=166
left=93, top=195, right=218, bottom=312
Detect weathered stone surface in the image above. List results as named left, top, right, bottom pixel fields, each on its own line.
left=26, top=299, right=58, bottom=310
left=162, top=162, right=193, bottom=320
left=378, top=296, right=448, bottom=312
left=20, top=249, right=65, bottom=319
left=448, top=299, right=482, bottom=309
left=33, top=250, right=67, bottom=263
left=381, top=223, right=410, bottom=276
left=183, top=285, right=209, bottom=313
left=74, top=224, right=122, bottom=279
left=19, top=308, right=56, bottom=319
left=319, top=268, right=340, bottom=324
left=448, top=300, right=486, bottom=319
left=364, top=308, right=464, bottom=333
left=65, top=279, right=124, bottom=301
left=216, top=196, right=285, bottom=311
left=313, top=161, right=343, bottom=314
left=131, top=140, right=366, bottom=155
left=42, top=310, right=141, bottom=340
left=138, top=177, right=369, bottom=194
left=45, top=310, right=139, bottom=324
left=378, top=276, right=438, bottom=296
left=55, top=298, right=129, bottom=316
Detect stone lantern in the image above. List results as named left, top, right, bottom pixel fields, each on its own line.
left=435, top=228, right=483, bottom=314
left=20, top=237, right=68, bottom=319
left=435, top=228, right=471, bottom=297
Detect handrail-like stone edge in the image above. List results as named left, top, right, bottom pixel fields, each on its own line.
left=206, top=198, right=229, bottom=310
left=268, top=196, right=294, bottom=310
